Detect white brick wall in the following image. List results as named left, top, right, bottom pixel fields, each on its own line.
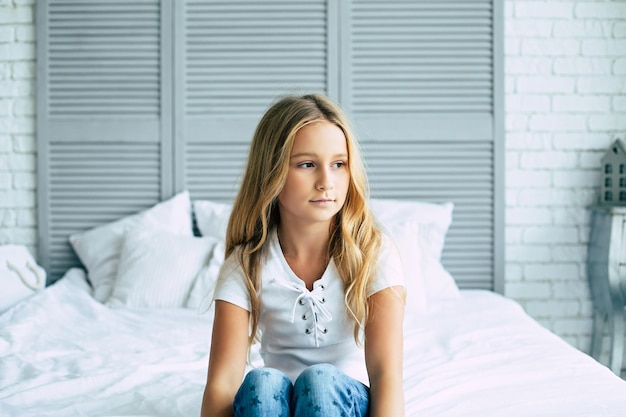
left=505, top=0, right=626, bottom=356
left=0, top=0, right=36, bottom=256
left=0, top=1, right=622, bottom=358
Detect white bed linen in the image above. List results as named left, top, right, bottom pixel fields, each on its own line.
left=0, top=269, right=213, bottom=417
left=404, top=291, right=626, bottom=416
left=1, top=270, right=625, bottom=417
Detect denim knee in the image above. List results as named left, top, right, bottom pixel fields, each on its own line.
left=233, top=367, right=292, bottom=417
left=294, top=363, right=341, bottom=390
left=292, top=364, right=369, bottom=417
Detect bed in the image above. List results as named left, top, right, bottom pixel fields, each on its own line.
left=1, top=191, right=625, bottom=417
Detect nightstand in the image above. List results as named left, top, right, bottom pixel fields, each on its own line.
left=588, top=206, right=626, bottom=375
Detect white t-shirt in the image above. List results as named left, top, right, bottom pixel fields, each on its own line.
left=214, top=229, right=404, bottom=386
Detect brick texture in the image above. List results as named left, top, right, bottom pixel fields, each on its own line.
left=0, top=1, right=35, bottom=254
left=505, top=0, right=625, bottom=357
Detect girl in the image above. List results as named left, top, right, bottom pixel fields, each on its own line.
left=200, top=94, right=405, bottom=417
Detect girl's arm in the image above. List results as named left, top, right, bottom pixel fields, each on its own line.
left=201, top=300, right=250, bottom=417
left=364, top=286, right=406, bottom=417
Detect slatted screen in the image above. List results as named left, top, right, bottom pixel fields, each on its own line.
left=347, top=0, right=493, bottom=114
left=38, top=0, right=502, bottom=290
left=37, top=0, right=169, bottom=281
left=344, top=0, right=498, bottom=288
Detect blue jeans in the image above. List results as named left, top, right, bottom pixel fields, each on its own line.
left=232, top=363, right=370, bottom=417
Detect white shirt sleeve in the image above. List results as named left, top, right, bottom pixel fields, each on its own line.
left=367, top=234, right=406, bottom=297
left=213, top=251, right=252, bottom=312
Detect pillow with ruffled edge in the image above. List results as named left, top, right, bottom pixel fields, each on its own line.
left=69, top=191, right=193, bottom=302
left=107, top=229, right=219, bottom=309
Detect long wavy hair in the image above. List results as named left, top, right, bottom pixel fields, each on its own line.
left=223, top=93, right=382, bottom=347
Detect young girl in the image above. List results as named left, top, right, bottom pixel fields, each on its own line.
left=200, top=94, right=405, bottom=417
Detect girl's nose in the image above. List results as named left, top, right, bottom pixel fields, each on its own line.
left=316, top=169, right=334, bottom=191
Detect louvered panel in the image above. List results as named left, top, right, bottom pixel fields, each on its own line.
left=349, top=0, right=493, bottom=114
left=38, top=0, right=501, bottom=291
left=363, top=140, right=494, bottom=289
left=185, top=142, right=250, bottom=202
left=184, top=0, right=328, bottom=117
left=38, top=1, right=171, bottom=283
left=47, top=0, right=160, bottom=116
left=46, top=142, right=161, bottom=282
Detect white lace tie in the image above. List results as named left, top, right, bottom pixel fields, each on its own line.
left=272, top=277, right=332, bottom=347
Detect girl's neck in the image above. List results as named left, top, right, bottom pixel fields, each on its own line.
left=277, top=223, right=331, bottom=290
left=276, top=221, right=331, bottom=261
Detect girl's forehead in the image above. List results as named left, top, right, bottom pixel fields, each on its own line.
left=292, top=121, right=347, bottom=151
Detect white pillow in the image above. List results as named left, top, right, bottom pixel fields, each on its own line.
left=382, top=221, right=428, bottom=316
left=193, top=200, right=232, bottom=239
left=107, top=230, right=219, bottom=309
left=421, top=250, right=459, bottom=300
left=69, top=191, right=193, bottom=302
left=369, top=198, right=452, bottom=261
left=186, top=240, right=225, bottom=312
left=369, top=198, right=460, bottom=301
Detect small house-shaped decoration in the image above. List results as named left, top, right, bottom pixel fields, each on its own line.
left=600, top=139, right=626, bottom=206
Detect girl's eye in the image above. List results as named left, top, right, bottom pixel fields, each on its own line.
left=333, top=161, right=346, bottom=168
left=298, top=162, right=314, bottom=168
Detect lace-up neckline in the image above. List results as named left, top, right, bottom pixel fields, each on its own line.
left=271, top=231, right=334, bottom=347
left=272, top=276, right=332, bottom=347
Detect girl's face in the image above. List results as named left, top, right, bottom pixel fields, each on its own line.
left=277, top=121, right=350, bottom=228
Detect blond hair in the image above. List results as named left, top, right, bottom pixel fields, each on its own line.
left=224, top=93, right=381, bottom=347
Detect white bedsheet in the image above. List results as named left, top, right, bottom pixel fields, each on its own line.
left=403, top=290, right=626, bottom=416
left=1, top=269, right=625, bottom=417
left=0, top=269, right=213, bottom=417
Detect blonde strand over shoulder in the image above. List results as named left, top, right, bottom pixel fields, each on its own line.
left=333, top=192, right=382, bottom=345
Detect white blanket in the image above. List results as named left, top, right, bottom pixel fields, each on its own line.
left=1, top=269, right=625, bottom=417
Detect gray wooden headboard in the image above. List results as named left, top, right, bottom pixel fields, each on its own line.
left=36, top=0, right=503, bottom=291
